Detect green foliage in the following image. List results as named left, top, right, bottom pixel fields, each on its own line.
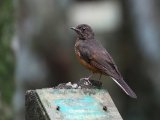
left=0, top=0, right=14, bottom=104
left=0, top=0, right=14, bottom=119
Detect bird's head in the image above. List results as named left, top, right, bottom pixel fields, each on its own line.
left=71, top=24, right=94, bottom=40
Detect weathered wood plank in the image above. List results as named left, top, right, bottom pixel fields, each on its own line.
left=25, top=90, right=50, bottom=120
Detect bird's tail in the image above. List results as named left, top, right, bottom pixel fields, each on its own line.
left=111, top=77, right=137, bottom=99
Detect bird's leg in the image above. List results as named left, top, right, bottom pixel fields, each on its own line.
left=99, top=74, right=102, bottom=81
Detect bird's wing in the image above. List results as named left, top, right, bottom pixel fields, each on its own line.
left=78, top=44, right=137, bottom=98
left=92, top=50, right=137, bottom=98
left=78, top=43, right=120, bottom=77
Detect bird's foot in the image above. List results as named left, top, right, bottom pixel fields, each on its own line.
left=79, top=74, right=93, bottom=85
left=80, top=77, right=92, bottom=85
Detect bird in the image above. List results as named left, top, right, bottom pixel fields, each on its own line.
left=70, top=24, right=137, bottom=99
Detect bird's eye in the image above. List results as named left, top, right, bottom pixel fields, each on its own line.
left=82, top=28, right=86, bottom=31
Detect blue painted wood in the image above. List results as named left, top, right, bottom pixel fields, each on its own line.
left=54, top=96, right=107, bottom=119
left=36, top=89, right=122, bottom=120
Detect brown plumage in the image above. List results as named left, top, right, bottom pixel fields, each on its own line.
left=71, top=24, right=137, bottom=98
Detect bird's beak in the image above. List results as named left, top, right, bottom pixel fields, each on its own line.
left=70, top=27, right=76, bottom=30
left=70, top=27, right=80, bottom=33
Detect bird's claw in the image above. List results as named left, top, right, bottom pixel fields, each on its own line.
left=80, top=77, right=92, bottom=85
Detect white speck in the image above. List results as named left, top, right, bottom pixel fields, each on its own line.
left=72, top=84, right=78, bottom=88
left=66, top=82, right=72, bottom=86
left=84, top=81, right=89, bottom=85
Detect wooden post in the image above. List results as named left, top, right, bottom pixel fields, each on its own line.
left=26, top=80, right=123, bottom=120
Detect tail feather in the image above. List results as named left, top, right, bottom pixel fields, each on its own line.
left=111, top=77, right=137, bottom=99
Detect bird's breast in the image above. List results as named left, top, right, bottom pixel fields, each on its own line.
left=75, top=46, right=99, bottom=73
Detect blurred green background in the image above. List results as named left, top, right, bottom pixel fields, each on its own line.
left=0, top=0, right=14, bottom=119
left=0, top=0, right=160, bottom=120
